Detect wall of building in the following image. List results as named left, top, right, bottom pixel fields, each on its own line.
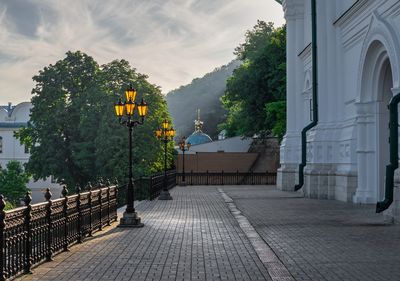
left=0, top=102, right=62, bottom=204
left=279, top=0, right=400, bottom=221
left=176, top=152, right=259, bottom=173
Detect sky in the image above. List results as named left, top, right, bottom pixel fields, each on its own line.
left=0, top=0, right=284, bottom=105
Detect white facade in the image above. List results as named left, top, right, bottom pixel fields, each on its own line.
left=278, top=0, right=400, bottom=220
left=0, top=102, right=61, bottom=203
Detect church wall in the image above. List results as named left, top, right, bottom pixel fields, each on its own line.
left=280, top=0, right=400, bottom=221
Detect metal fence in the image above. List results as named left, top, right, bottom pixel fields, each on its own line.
left=116, top=170, right=177, bottom=203
left=148, top=170, right=177, bottom=200
left=176, top=171, right=277, bottom=186
left=0, top=184, right=118, bottom=280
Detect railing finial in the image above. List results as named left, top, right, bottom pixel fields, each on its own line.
left=45, top=188, right=52, bottom=201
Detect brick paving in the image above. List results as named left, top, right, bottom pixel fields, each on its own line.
left=15, top=185, right=400, bottom=281
left=222, top=185, right=400, bottom=281
left=17, top=187, right=275, bottom=281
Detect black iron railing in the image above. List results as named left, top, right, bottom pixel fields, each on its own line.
left=116, top=171, right=177, bottom=202
left=177, top=171, right=277, bottom=186
left=0, top=184, right=118, bottom=280
left=149, top=170, right=176, bottom=200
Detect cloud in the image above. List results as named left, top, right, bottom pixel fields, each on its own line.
left=0, top=0, right=284, bottom=105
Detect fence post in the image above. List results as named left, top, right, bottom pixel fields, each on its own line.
left=106, top=180, right=111, bottom=226
left=23, top=192, right=32, bottom=274
left=0, top=195, right=6, bottom=281
left=206, top=170, right=209, bottom=185
left=251, top=170, right=255, bottom=185
left=45, top=188, right=53, bottom=261
left=221, top=170, right=224, bottom=186
left=62, top=186, right=69, bottom=252
left=87, top=182, right=93, bottom=237
left=114, top=179, right=119, bottom=210
left=236, top=170, right=239, bottom=185
left=98, top=184, right=103, bottom=231
left=190, top=170, right=193, bottom=186
left=76, top=185, right=82, bottom=243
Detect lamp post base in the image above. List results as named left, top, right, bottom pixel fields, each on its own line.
left=158, top=190, right=173, bottom=200
left=118, top=211, right=144, bottom=227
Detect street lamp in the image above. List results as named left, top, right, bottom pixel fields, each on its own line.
left=114, top=84, right=148, bottom=227
left=178, top=136, right=191, bottom=185
left=155, top=119, right=175, bottom=200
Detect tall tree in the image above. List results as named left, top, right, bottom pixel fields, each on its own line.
left=220, top=22, right=286, bottom=138
left=17, top=52, right=173, bottom=189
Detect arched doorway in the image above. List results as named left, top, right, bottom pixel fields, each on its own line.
left=376, top=59, right=393, bottom=200
left=355, top=40, right=394, bottom=203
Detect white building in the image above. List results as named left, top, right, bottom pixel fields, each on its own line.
left=0, top=102, right=61, bottom=203
left=278, top=0, right=400, bottom=220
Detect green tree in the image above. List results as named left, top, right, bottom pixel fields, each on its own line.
left=220, top=22, right=286, bottom=139
left=17, top=52, right=173, bottom=190
left=0, top=161, right=30, bottom=206
left=265, top=100, right=286, bottom=141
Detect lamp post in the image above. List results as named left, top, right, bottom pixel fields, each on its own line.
left=178, top=136, right=191, bottom=186
left=155, top=119, right=175, bottom=200
left=114, top=84, right=148, bottom=227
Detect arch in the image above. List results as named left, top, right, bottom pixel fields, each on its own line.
left=357, top=12, right=400, bottom=103
left=10, top=102, right=32, bottom=122
left=354, top=24, right=395, bottom=203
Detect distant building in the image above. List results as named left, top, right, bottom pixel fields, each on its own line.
left=177, top=110, right=279, bottom=173
left=0, top=102, right=61, bottom=203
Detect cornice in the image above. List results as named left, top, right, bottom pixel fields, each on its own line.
left=282, top=0, right=304, bottom=20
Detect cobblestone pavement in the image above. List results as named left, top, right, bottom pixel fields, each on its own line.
left=17, top=187, right=276, bottom=281
left=222, top=185, right=400, bottom=281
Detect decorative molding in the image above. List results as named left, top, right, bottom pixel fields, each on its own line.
left=334, top=0, right=371, bottom=27
left=298, top=43, right=311, bottom=58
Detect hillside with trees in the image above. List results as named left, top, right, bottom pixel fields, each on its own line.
left=165, top=60, right=240, bottom=140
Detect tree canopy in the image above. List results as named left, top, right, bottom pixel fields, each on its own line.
left=17, top=51, right=173, bottom=189
left=219, top=21, right=286, bottom=140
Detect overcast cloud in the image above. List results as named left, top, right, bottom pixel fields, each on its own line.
left=0, top=0, right=284, bottom=104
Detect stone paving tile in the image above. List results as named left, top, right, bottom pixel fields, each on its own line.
left=16, top=187, right=272, bottom=281
left=222, top=185, right=400, bottom=281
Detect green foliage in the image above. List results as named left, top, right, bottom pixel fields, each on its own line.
left=166, top=61, right=240, bottom=139
left=0, top=161, right=30, bottom=206
left=265, top=101, right=286, bottom=142
left=16, top=51, right=172, bottom=190
left=5, top=201, right=15, bottom=211
left=220, top=22, right=286, bottom=139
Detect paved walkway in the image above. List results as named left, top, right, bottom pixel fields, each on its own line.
left=16, top=186, right=400, bottom=281
left=223, top=186, right=400, bottom=281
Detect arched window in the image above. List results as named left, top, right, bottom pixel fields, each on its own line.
left=0, top=136, right=2, bottom=153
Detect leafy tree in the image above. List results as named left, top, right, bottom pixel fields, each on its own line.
left=17, top=52, right=173, bottom=190
left=220, top=22, right=286, bottom=139
left=0, top=161, right=30, bottom=206
left=265, top=100, right=286, bottom=141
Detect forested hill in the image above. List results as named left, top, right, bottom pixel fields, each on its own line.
left=166, top=60, right=240, bottom=140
